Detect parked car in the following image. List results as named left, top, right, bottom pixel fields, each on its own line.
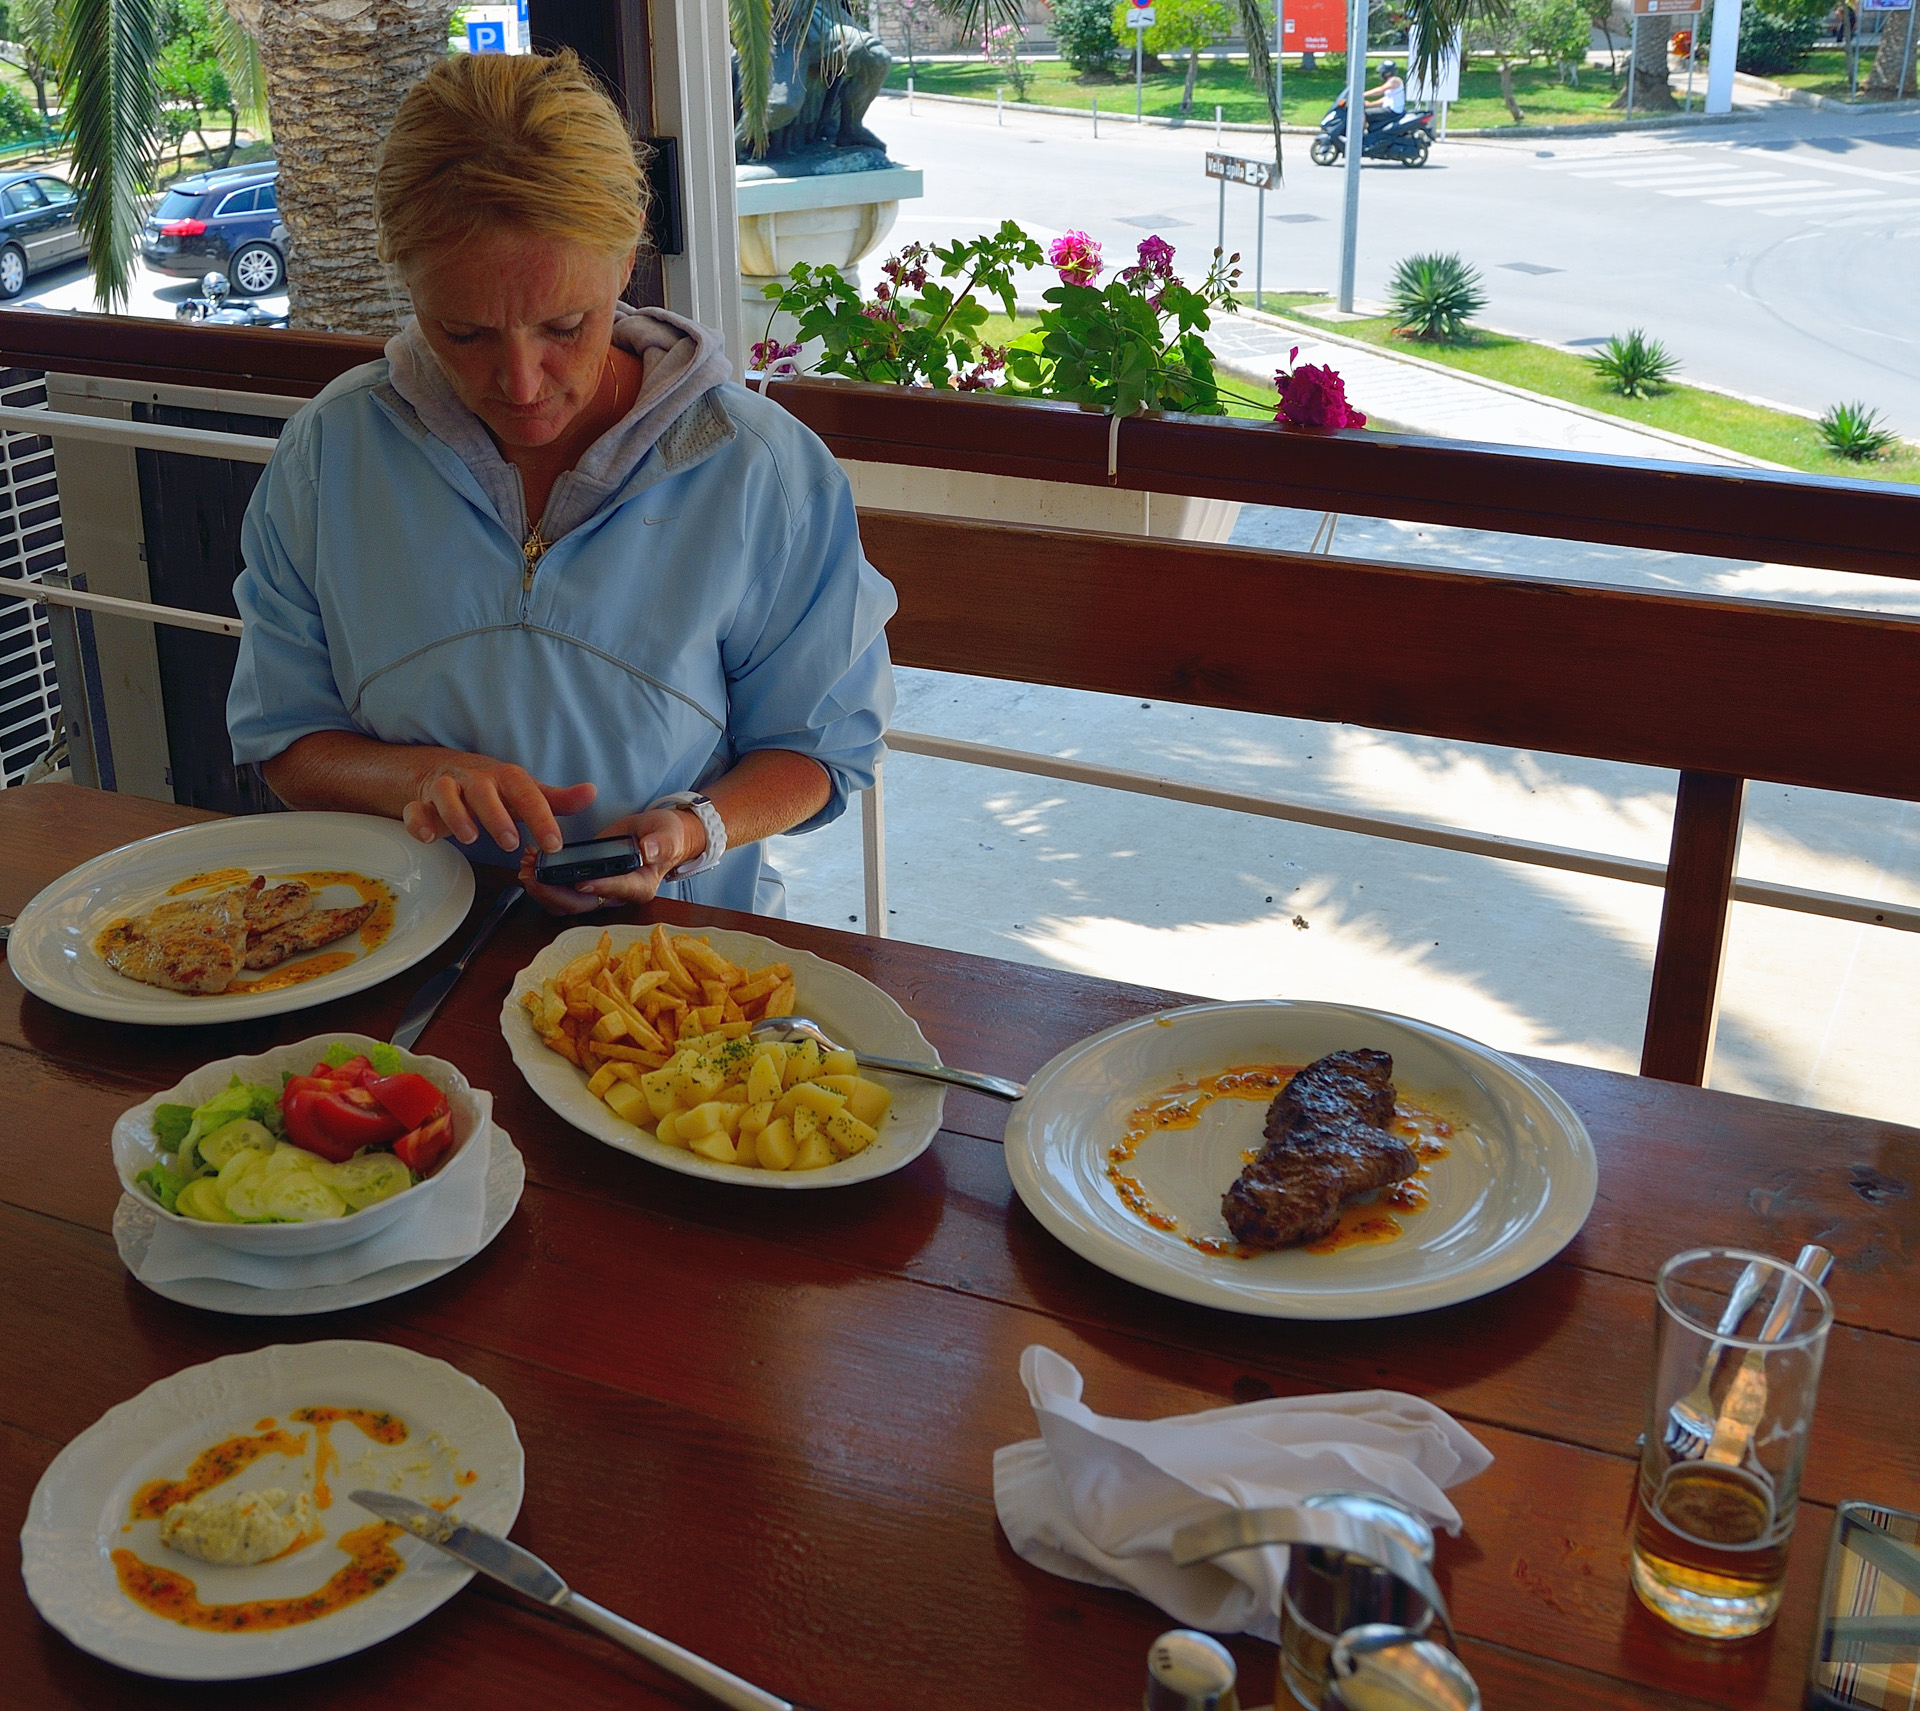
left=0, top=171, right=85, bottom=299
left=139, top=164, right=284, bottom=296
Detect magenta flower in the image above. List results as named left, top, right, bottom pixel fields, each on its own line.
left=1048, top=230, right=1103, bottom=287
left=1135, top=235, right=1176, bottom=276
left=1273, top=361, right=1366, bottom=429
left=748, top=337, right=801, bottom=374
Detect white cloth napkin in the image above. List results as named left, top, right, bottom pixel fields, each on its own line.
left=993, top=1345, right=1493, bottom=1641
left=137, top=1117, right=493, bottom=1289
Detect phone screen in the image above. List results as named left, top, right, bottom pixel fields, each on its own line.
left=546, top=838, right=640, bottom=865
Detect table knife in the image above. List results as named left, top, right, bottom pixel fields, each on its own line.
left=1703, top=1243, right=1832, bottom=1471
left=351, top=1491, right=813, bottom=1711
left=391, top=884, right=523, bottom=1052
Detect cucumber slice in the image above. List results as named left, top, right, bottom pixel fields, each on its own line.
left=312, top=1152, right=413, bottom=1211
left=256, top=1170, right=347, bottom=1222
left=262, top=1141, right=329, bottom=1177
left=198, top=1118, right=275, bottom=1171
left=220, top=1152, right=275, bottom=1219
left=175, top=1177, right=240, bottom=1223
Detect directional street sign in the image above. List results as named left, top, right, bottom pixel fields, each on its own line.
left=1632, top=0, right=1703, bottom=14
left=1206, top=152, right=1278, bottom=190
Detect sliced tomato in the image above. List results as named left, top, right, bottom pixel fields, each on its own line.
left=282, top=1088, right=406, bottom=1163
left=309, top=1054, right=377, bottom=1087
left=368, top=1072, right=448, bottom=1131
left=393, top=1112, right=456, bottom=1178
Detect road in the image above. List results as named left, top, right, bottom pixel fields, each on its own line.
left=869, top=91, right=1920, bottom=434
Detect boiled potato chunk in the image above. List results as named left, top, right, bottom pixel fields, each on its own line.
left=689, top=1130, right=738, bottom=1164
left=844, top=1076, right=892, bottom=1127
left=654, top=1110, right=688, bottom=1148
left=746, top=1053, right=784, bottom=1106
left=756, top=1117, right=797, bottom=1170
left=640, top=1067, right=682, bottom=1122
left=792, top=1129, right=835, bottom=1170
left=668, top=1060, right=724, bottom=1107
left=824, top=1108, right=879, bottom=1159
left=778, top=1080, right=847, bottom=1123
left=781, top=1039, right=823, bottom=1089
left=738, top=1100, right=775, bottom=1137
left=733, top=1127, right=760, bottom=1168
left=602, top=1080, right=652, bottom=1127
left=822, top=1048, right=858, bottom=1077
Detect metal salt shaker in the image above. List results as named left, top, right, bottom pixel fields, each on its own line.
left=1321, top=1625, right=1481, bottom=1711
left=1144, top=1629, right=1240, bottom=1711
left=1170, top=1492, right=1452, bottom=1711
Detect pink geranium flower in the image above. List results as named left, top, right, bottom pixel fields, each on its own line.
left=1273, top=357, right=1366, bottom=429
left=748, top=337, right=801, bottom=374
left=1134, top=235, right=1176, bottom=276
left=1048, top=230, right=1103, bottom=286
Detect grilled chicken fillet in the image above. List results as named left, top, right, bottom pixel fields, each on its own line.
left=242, top=901, right=376, bottom=970
left=95, top=887, right=252, bottom=995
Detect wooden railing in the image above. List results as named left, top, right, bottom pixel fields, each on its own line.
left=3, top=310, right=1917, bottom=1088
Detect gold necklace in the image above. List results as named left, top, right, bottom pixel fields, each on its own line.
left=521, top=350, right=621, bottom=593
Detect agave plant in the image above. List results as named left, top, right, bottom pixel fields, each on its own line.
left=1818, top=401, right=1898, bottom=462
left=1589, top=329, right=1680, bottom=399
left=1388, top=252, right=1485, bottom=342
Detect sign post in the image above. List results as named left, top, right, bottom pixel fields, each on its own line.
left=1129, top=0, right=1155, bottom=120
left=1337, top=0, right=1367, bottom=311
left=1862, top=0, right=1916, bottom=99
left=1206, top=152, right=1278, bottom=307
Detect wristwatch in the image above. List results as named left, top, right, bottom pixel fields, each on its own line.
left=649, top=790, right=727, bottom=880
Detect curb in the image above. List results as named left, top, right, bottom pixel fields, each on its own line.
left=876, top=85, right=1768, bottom=139
left=1219, top=306, right=1789, bottom=469
left=1732, top=69, right=1920, bottom=110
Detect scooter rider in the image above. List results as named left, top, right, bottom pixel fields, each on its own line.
left=1363, top=61, right=1406, bottom=128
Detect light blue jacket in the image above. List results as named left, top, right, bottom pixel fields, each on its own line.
left=227, top=310, right=896, bottom=915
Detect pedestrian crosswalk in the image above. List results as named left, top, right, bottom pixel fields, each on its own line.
left=1529, top=143, right=1920, bottom=227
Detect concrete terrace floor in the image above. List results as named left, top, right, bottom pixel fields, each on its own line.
left=766, top=509, right=1920, bottom=1129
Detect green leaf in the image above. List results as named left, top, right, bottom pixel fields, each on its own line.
left=730, top=0, right=775, bottom=154
left=151, top=1104, right=194, bottom=1150
left=62, top=0, right=164, bottom=311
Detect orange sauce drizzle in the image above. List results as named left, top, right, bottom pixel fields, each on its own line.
left=130, top=1430, right=308, bottom=1521
left=112, top=1522, right=404, bottom=1633
left=289, top=1407, right=408, bottom=1511
left=166, top=868, right=252, bottom=896
left=457, top=1469, right=478, bottom=1488
left=1109, top=1065, right=1455, bottom=1258
left=227, top=951, right=356, bottom=996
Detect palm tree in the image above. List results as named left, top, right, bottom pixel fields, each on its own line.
left=0, top=0, right=65, bottom=126
left=61, top=0, right=452, bottom=329
left=1615, top=9, right=1675, bottom=109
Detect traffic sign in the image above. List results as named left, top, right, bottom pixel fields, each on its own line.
left=466, top=19, right=507, bottom=51
left=1280, top=0, right=1345, bottom=54
left=1128, top=8, right=1156, bottom=22
left=1206, top=152, right=1278, bottom=190
left=1631, top=0, right=1703, bottom=14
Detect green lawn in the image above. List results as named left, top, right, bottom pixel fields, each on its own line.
left=1765, top=46, right=1907, bottom=100
left=1239, top=295, right=1920, bottom=483
left=886, top=55, right=1630, bottom=129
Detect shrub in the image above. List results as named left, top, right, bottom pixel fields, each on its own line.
left=1054, top=0, right=1121, bottom=74
left=1388, top=252, right=1487, bottom=343
left=1589, top=329, right=1680, bottom=397
left=0, top=86, right=40, bottom=143
left=1818, top=401, right=1898, bottom=461
left=1697, top=0, right=1826, bottom=76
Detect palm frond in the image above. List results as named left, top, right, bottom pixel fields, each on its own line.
left=730, top=0, right=774, bottom=153
left=1402, top=0, right=1506, bottom=88
left=61, top=0, right=164, bottom=311
left=1234, top=0, right=1284, bottom=181
left=213, top=0, right=268, bottom=131
left=932, top=0, right=1026, bottom=42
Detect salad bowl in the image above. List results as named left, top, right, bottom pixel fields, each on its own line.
left=110, top=1033, right=491, bottom=1257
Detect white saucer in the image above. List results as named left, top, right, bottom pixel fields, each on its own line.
left=112, top=1126, right=526, bottom=1316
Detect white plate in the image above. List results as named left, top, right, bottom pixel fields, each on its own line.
left=111, top=1033, right=491, bottom=1256
left=502, top=924, right=946, bottom=1188
left=1003, top=1001, right=1597, bottom=1320
left=113, top=1126, right=527, bottom=1316
left=21, top=1340, right=523, bottom=1679
left=7, top=813, right=475, bottom=1025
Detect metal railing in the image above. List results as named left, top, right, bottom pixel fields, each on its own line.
left=2, top=402, right=1916, bottom=952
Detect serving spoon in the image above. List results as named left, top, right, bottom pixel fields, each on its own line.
left=748, top=1014, right=1026, bottom=1102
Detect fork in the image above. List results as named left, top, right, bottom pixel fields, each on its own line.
left=1664, top=1243, right=1824, bottom=1460
left=747, top=1015, right=1026, bottom=1101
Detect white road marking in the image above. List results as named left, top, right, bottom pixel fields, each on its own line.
left=1704, top=187, right=1885, bottom=207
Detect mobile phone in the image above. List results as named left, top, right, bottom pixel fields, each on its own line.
left=1807, top=1501, right=1920, bottom=1709
left=534, top=835, right=641, bottom=889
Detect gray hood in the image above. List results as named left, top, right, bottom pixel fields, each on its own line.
left=382, top=304, right=733, bottom=543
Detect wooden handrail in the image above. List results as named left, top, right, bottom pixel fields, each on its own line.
left=1, top=311, right=1916, bottom=577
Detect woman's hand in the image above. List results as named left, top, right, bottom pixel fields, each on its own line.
left=516, top=806, right=705, bottom=915
left=403, top=759, right=597, bottom=854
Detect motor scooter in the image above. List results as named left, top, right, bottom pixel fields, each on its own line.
left=1309, top=96, right=1435, bottom=168
left=174, top=271, right=289, bottom=327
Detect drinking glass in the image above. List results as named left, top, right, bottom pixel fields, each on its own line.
left=1631, top=1247, right=1833, bottom=1639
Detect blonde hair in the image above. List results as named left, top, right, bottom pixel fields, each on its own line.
left=375, top=49, right=648, bottom=269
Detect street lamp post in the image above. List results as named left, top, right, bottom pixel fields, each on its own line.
left=1336, top=0, right=1367, bottom=310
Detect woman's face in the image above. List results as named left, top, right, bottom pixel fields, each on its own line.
left=406, top=228, right=633, bottom=450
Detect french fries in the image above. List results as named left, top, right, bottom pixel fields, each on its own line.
left=519, top=930, right=891, bottom=1171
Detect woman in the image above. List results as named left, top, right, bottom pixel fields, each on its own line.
left=227, top=49, right=895, bottom=916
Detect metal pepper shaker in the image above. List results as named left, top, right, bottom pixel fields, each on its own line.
left=1171, top=1493, right=1451, bottom=1711
left=1143, top=1629, right=1240, bottom=1711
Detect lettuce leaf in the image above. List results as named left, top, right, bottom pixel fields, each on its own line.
left=151, top=1104, right=194, bottom=1151
left=135, top=1163, right=191, bottom=1214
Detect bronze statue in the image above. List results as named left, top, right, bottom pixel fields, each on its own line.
left=735, top=0, right=895, bottom=174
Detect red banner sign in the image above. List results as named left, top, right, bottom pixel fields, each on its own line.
left=1281, top=0, right=1347, bottom=55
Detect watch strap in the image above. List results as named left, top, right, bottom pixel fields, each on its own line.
left=649, top=790, right=727, bottom=879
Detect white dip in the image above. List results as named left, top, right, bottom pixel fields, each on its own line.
left=158, top=1488, right=316, bottom=1565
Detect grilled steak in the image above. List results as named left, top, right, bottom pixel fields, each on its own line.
left=1222, top=1049, right=1419, bottom=1249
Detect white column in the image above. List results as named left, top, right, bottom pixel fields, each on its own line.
left=652, top=0, right=746, bottom=375
left=1704, top=0, right=1742, bottom=113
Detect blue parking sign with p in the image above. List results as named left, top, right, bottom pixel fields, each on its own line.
left=467, top=19, right=507, bottom=51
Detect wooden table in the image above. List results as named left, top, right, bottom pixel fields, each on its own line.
left=2, top=787, right=1914, bottom=1711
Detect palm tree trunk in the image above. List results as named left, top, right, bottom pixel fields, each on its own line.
left=1498, top=55, right=1523, bottom=118
left=1866, top=7, right=1913, bottom=94
left=1182, top=43, right=1199, bottom=111
left=244, top=0, right=455, bottom=333
left=1614, top=13, right=1676, bottom=108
